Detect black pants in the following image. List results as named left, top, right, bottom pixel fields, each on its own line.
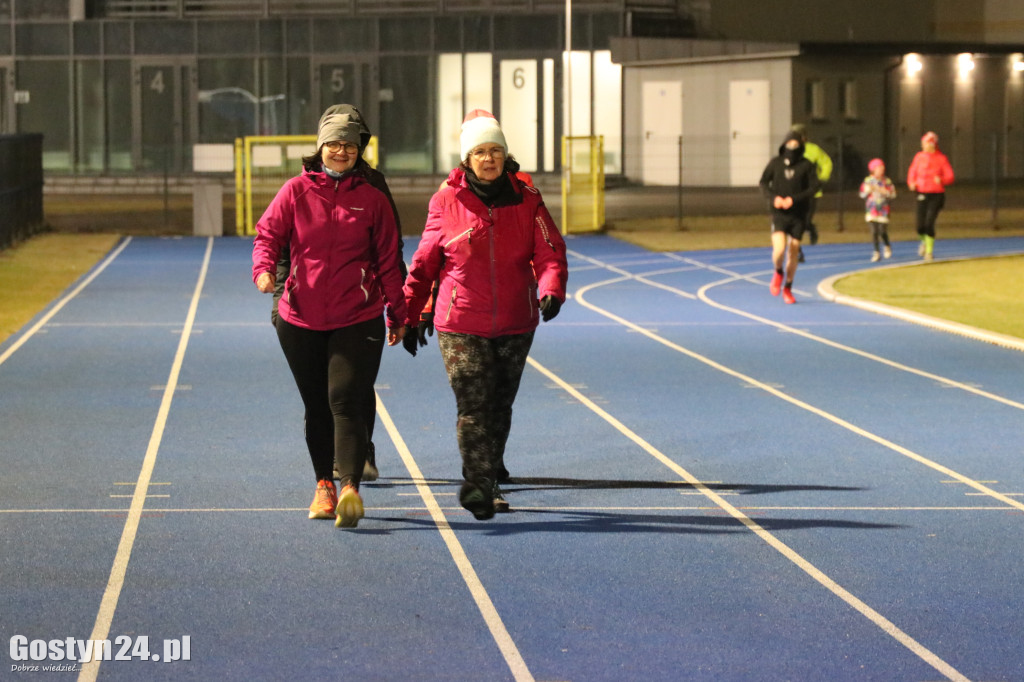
left=915, top=192, right=945, bottom=238
left=870, top=221, right=891, bottom=250
left=276, top=316, right=384, bottom=485
left=437, top=331, right=534, bottom=483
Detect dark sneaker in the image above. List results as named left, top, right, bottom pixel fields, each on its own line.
left=492, top=482, right=510, bottom=513
left=362, top=442, right=379, bottom=482
left=459, top=480, right=495, bottom=520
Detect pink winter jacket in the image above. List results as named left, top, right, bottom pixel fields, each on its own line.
left=907, top=150, right=954, bottom=194
left=404, top=168, right=568, bottom=338
left=252, top=170, right=407, bottom=331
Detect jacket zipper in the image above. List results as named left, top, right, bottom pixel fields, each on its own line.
left=444, top=227, right=473, bottom=248
left=445, top=284, right=457, bottom=322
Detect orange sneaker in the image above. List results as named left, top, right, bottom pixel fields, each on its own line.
left=335, top=484, right=364, bottom=528
left=308, top=479, right=338, bottom=519
left=770, top=272, right=783, bottom=296
left=782, top=287, right=796, bottom=304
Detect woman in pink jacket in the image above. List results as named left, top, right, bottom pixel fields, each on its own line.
left=907, top=131, right=955, bottom=261
left=252, top=106, right=407, bottom=529
left=403, top=110, right=568, bottom=520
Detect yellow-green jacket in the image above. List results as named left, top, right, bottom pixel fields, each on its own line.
left=803, top=142, right=832, bottom=199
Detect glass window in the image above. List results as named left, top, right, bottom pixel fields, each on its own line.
left=462, top=16, right=490, bottom=52
left=17, top=60, right=71, bottom=169
left=380, top=55, right=430, bottom=172
left=73, top=21, right=101, bottom=55
left=14, top=0, right=67, bottom=20
left=313, top=19, right=374, bottom=54
left=494, top=15, right=556, bottom=51
left=103, top=22, right=131, bottom=56
left=840, top=79, right=858, bottom=120
left=434, top=17, right=461, bottom=52
left=15, top=22, right=70, bottom=55
left=105, top=60, right=131, bottom=170
left=380, top=18, right=431, bottom=51
left=198, top=21, right=257, bottom=55
left=198, top=58, right=256, bottom=142
left=806, top=79, right=826, bottom=120
left=259, top=20, right=283, bottom=53
left=0, top=24, right=10, bottom=55
left=135, top=21, right=193, bottom=55
left=590, top=13, right=621, bottom=51
left=286, top=57, right=311, bottom=135
left=285, top=19, right=309, bottom=55
left=259, top=57, right=287, bottom=135
left=75, top=59, right=104, bottom=171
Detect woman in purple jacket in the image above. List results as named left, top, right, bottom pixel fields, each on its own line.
left=403, top=110, right=568, bottom=520
left=252, top=106, right=407, bottom=529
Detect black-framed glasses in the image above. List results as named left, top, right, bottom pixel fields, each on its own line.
left=325, top=141, right=358, bottom=154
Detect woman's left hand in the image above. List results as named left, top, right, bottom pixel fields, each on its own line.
left=388, top=325, right=407, bottom=346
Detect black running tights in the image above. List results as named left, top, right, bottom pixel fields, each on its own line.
left=276, top=316, right=384, bottom=486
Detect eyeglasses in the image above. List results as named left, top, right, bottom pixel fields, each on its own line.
left=470, top=147, right=505, bottom=161
left=324, top=141, right=358, bottom=154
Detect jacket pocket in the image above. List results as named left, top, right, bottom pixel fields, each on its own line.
left=444, top=227, right=473, bottom=249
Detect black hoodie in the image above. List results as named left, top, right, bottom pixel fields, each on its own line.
left=758, top=131, right=819, bottom=215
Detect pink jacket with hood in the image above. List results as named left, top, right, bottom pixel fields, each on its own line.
left=404, top=167, right=567, bottom=338
left=252, top=170, right=407, bottom=331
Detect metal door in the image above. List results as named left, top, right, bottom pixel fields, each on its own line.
left=500, top=59, right=539, bottom=172
left=642, top=80, right=683, bottom=186
left=132, top=59, right=195, bottom=173
left=729, top=80, right=771, bottom=187
left=313, top=60, right=376, bottom=135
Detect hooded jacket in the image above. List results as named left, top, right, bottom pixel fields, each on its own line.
left=404, top=167, right=568, bottom=338
left=252, top=169, right=407, bottom=331
left=759, top=132, right=820, bottom=216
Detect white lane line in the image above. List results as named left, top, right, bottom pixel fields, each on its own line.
left=0, top=237, right=132, bottom=368
left=78, top=237, right=213, bottom=682
left=375, top=393, right=535, bottom=682
left=572, top=273, right=1024, bottom=512
left=526, top=355, right=969, bottom=682
left=0, top=505, right=1016, bottom=515
left=574, top=248, right=1024, bottom=412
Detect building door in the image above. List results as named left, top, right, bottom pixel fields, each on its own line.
left=641, top=80, right=683, bottom=186
left=133, top=59, right=195, bottom=173
left=313, top=60, right=376, bottom=138
left=729, top=80, right=771, bottom=186
left=500, top=59, right=539, bottom=172
left=1005, top=78, right=1024, bottom=177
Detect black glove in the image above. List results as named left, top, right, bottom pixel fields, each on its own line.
left=417, top=312, right=434, bottom=346
left=402, top=326, right=420, bottom=356
left=539, top=295, right=561, bottom=322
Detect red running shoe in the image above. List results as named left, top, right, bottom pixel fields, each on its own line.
left=308, top=479, right=338, bottom=520
left=770, top=272, right=783, bottom=296
left=782, top=287, right=796, bottom=304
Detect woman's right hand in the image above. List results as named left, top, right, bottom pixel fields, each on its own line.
left=255, top=272, right=276, bottom=293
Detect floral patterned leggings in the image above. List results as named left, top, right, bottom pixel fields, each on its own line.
left=437, top=331, right=535, bottom=483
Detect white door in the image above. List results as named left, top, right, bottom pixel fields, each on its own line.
left=729, top=80, right=771, bottom=186
left=642, top=80, right=682, bottom=186
left=500, top=59, right=538, bottom=172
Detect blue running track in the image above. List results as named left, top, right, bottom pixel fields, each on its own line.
left=2, top=234, right=1024, bottom=681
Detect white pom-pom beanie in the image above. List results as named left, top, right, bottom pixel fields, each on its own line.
left=459, top=109, right=507, bottom=160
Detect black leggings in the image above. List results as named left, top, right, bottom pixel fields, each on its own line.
left=915, top=192, right=945, bottom=238
left=276, top=316, right=384, bottom=485
left=437, top=331, right=534, bottom=483
left=870, top=221, right=891, bottom=250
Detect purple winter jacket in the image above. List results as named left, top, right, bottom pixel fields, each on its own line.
left=404, top=167, right=568, bottom=338
left=252, top=170, right=407, bottom=331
